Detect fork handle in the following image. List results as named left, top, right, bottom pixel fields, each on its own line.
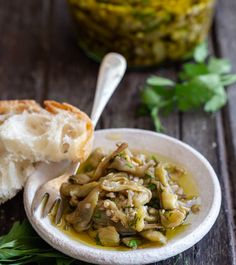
left=90, top=53, right=127, bottom=127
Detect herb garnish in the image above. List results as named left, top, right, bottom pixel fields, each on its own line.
left=125, top=162, right=134, bottom=168
left=147, top=183, right=156, bottom=190
left=140, top=42, right=236, bottom=132
left=93, top=210, right=102, bottom=219
left=0, top=220, right=74, bottom=264
left=127, top=239, right=139, bottom=248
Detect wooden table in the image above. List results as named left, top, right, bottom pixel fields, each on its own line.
left=0, top=0, right=236, bottom=264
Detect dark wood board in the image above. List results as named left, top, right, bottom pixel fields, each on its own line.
left=215, top=0, right=236, bottom=224
left=0, top=0, right=49, bottom=234
left=0, top=0, right=236, bottom=264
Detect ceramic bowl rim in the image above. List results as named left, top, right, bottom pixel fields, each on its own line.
left=24, top=128, right=222, bottom=265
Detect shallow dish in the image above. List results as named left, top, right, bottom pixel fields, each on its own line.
left=24, top=128, right=221, bottom=265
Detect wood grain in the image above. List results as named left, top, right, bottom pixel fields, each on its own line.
left=214, top=0, right=236, bottom=225
left=0, top=0, right=50, bottom=101
left=180, top=110, right=235, bottom=264
left=0, top=0, right=50, bottom=234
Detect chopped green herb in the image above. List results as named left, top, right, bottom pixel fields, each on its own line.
left=151, top=155, right=159, bottom=163
left=140, top=42, right=236, bottom=132
left=148, top=183, right=156, bottom=190
left=93, top=210, right=102, bottom=219
left=125, top=162, right=134, bottom=168
left=127, top=239, right=139, bottom=248
left=145, top=173, right=155, bottom=179
left=95, top=233, right=102, bottom=246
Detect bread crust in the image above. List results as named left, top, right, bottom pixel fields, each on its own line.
left=0, top=99, right=94, bottom=203
left=44, top=100, right=94, bottom=162
left=0, top=99, right=94, bottom=162
left=0, top=100, right=42, bottom=114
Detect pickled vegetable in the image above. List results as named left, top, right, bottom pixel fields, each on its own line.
left=60, top=143, right=200, bottom=249
left=67, top=0, right=215, bottom=67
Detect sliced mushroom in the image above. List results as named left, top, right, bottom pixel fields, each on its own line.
left=160, top=208, right=187, bottom=229
left=155, top=163, right=169, bottom=186
left=93, top=143, right=128, bottom=180
left=69, top=173, right=91, bottom=184
left=103, top=199, right=127, bottom=227
left=109, top=157, right=155, bottom=177
left=161, top=189, right=178, bottom=210
left=60, top=181, right=99, bottom=198
left=140, top=230, right=167, bottom=245
left=65, top=187, right=100, bottom=232
left=98, top=226, right=120, bottom=247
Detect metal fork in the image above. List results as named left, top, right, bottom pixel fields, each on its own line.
left=31, top=53, right=127, bottom=223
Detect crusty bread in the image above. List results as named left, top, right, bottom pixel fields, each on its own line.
left=0, top=100, right=94, bottom=204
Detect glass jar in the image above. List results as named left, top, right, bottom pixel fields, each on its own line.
left=67, top=0, right=215, bottom=67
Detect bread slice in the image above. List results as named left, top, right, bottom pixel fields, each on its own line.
left=0, top=100, right=94, bottom=203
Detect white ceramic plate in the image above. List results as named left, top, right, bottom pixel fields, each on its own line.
left=24, top=128, right=221, bottom=265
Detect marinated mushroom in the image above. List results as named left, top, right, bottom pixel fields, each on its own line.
left=59, top=143, right=200, bottom=249
left=98, top=226, right=120, bottom=247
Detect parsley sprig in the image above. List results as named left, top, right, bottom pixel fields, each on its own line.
left=0, top=220, right=74, bottom=265
left=140, top=42, right=236, bottom=132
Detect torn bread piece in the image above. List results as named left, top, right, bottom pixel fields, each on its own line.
left=0, top=100, right=94, bottom=204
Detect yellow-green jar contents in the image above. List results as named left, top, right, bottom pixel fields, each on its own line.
left=67, top=0, right=215, bottom=67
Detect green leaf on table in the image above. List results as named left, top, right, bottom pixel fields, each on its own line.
left=0, top=240, right=18, bottom=249
left=151, top=107, right=164, bottom=132
left=220, top=74, right=236, bottom=86
left=176, top=74, right=221, bottom=111
left=208, top=57, right=231, bottom=74
left=139, top=44, right=236, bottom=132
left=180, top=63, right=209, bottom=79
left=193, top=42, right=208, bottom=63
left=204, top=85, right=227, bottom=112
left=141, top=86, right=162, bottom=108
left=0, top=220, right=34, bottom=247
left=0, top=220, right=76, bottom=265
left=147, top=76, right=175, bottom=87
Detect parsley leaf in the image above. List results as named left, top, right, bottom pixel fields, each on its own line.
left=193, top=41, right=208, bottom=63
left=208, top=57, right=231, bottom=74
left=150, top=107, right=164, bottom=132
left=148, top=183, right=156, bottom=190
left=147, top=76, right=175, bottom=87
left=141, top=87, right=163, bottom=108
left=140, top=42, right=236, bottom=132
left=204, top=85, right=227, bottom=112
left=176, top=74, right=221, bottom=111
left=179, top=63, right=208, bottom=79
left=127, top=239, right=139, bottom=248
left=221, top=74, right=236, bottom=86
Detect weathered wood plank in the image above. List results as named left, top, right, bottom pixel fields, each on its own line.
left=0, top=0, right=49, bottom=101
left=181, top=110, right=235, bottom=265
left=214, top=0, right=236, bottom=224
left=0, top=0, right=50, bottom=234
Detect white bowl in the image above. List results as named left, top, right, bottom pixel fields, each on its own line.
left=24, top=128, right=221, bottom=265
